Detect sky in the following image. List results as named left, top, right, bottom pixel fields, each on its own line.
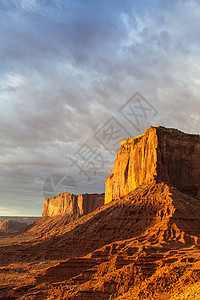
left=0, top=0, right=200, bottom=216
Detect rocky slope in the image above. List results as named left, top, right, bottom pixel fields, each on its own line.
left=0, top=125, right=200, bottom=300
left=42, top=193, right=105, bottom=217
left=105, top=126, right=200, bottom=203
left=1, top=182, right=200, bottom=299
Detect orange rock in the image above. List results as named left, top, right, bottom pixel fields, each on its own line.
left=42, top=193, right=105, bottom=217
left=1, top=125, right=200, bottom=300
left=105, top=126, right=200, bottom=203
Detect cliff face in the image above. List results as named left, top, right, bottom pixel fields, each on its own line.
left=3, top=125, right=200, bottom=300
left=42, top=193, right=105, bottom=217
left=105, top=126, right=200, bottom=203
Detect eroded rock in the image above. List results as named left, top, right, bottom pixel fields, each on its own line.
left=0, top=220, right=28, bottom=232
left=105, top=126, right=200, bottom=203
left=42, top=193, right=105, bottom=217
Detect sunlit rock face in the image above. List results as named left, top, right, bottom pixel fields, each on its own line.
left=105, top=126, right=200, bottom=203
left=42, top=193, right=105, bottom=217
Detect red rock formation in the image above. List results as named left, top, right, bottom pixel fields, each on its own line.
left=3, top=181, right=200, bottom=299
left=1, top=125, right=200, bottom=300
left=105, top=126, right=200, bottom=203
left=42, top=193, right=105, bottom=217
left=0, top=220, right=28, bottom=232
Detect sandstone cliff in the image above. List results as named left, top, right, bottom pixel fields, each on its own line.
left=11, top=181, right=200, bottom=299
left=105, top=126, right=200, bottom=203
left=42, top=193, right=105, bottom=217
left=1, top=126, right=200, bottom=300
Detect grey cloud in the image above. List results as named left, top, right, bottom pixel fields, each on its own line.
left=0, top=0, right=200, bottom=215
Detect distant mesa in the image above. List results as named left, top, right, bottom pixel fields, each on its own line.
left=105, top=126, right=200, bottom=203
left=0, top=219, right=28, bottom=232
left=42, top=126, right=200, bottom=220
left=0, top=216, right=39, bottom=224
left=42, top=193, right=105, bottom=217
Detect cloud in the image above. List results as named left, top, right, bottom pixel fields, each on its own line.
left=0, top=0, right=200, bottom=215
left=20, top=0, right=39, bottom=12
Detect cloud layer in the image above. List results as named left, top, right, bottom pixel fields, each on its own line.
left=0, top=0, right=200, bottom=215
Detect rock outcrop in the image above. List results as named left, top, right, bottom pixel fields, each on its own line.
left=6, top=181, right=200, bottom=299
left=105, top=126, right=200, bottom=203
left=1, top=125, right=200, bottom=300
left=0, top=220, right=28, bottom=232
left=42, top=193, right=105, bottom=217
left=0, top=216, right=39, bottom=225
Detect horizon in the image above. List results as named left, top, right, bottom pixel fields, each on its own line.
left=1, top=0, right=200, bottom=216
left=0, top=215, right=41, bottom=217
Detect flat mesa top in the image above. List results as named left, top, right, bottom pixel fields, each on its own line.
left=119, top=126, right=200, bottom=147
left=120, top=134, right=144, bottom=146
